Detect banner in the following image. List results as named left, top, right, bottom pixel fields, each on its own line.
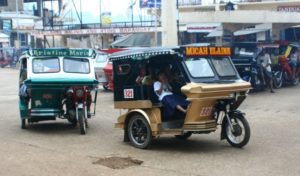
left=139, top=0, right=161, bottom=8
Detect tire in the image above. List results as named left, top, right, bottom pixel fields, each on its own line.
left=78, top=110, right=87, bottom=135
left=128, top=114, right=152, bottom=149
left=225, top=113, right=250, bottom=148
left=103, top=84, right=109, bottom=90
left=175, top=132, right=192, bottom=140
left=273, top=72, right=283, bottom=89
left=21, top=119, right=26, bottom=129
left=292, top=77, right=299, bottom=86
left=68, top=118, right=77, bottom=126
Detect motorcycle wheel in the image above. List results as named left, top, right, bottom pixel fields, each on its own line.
left=175, top=132, right=192, bottom=140
left=273, top=72, right=283, bottom=89
left=225, top=113, right=250, bottom=148
left=292, top=77, right=299, bottom=86
left=78, top=110, right=87, bottom=135
left=128, top=114, right=152, bottom=149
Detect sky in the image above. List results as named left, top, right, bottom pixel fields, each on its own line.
left=25, top=0, right=240, bottom=24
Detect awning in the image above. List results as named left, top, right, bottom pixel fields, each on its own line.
left=111, top=33, right=161, bottom=48
left=186, top=23, right=221, bottom=33
left=206, top=25, right=223, bottom=37
left=234, top=28, right=269, bottom=36
left=0, top=33, right=9, bottom=43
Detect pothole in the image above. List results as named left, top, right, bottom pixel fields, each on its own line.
left=93, top=156, right=143, bottom=169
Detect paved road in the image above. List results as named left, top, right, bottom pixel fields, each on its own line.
left=0, top=69, right=299, bottom=176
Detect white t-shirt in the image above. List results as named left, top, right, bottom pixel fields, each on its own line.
left=153, top=81, right=173, bottom=101
left=258, top=53, right=272, bottom=72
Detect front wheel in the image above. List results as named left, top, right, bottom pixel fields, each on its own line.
left=225, top=114, right=250, bottom=148
left=78, top=110, right=87, bottom=135
left=128, top=114, right=152, bottom=149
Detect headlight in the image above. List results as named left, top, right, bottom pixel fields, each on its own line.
left=245, top=67, right=250, bottom=71
left=76, top=89, right=84, bottom=98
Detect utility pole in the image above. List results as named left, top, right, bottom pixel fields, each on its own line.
left=154, top=0, right=157, bottom=46
left=16, top=0, right=20, bottom=49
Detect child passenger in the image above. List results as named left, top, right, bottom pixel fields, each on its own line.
left=154, top=71, right=189, bottom=117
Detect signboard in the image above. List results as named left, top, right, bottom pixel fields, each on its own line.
left=29, top=49, right=94, bottom=58
left=2, top=20, right=12, bottom=35
left=31, top=27, right=162, bottom=37
left=278, top=6, right=300, bottom=12
left=140, top=0, right=161, bottom=8
left=124, top=89, right=134, bottom=99
left=184, top=47, right=231, bottom=57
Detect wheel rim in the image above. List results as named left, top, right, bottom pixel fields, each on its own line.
left=129, top=118, right=149, bottom=146
left=226, top=118, right=246, bottom=144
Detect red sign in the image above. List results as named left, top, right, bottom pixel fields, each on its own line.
left=124, top=89, right=134, bottom=99
left=200, top=107, right=213, bottom=117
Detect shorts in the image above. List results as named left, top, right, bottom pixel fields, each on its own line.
left=289, top=60, right=297, bottom=68
left=263, top=69, right=272, bottom=79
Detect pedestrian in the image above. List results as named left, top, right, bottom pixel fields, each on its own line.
left=258, top=49, right=275, bottom=93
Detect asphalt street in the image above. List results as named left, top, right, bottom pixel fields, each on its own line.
left=0, top=68, right=299, bottom=176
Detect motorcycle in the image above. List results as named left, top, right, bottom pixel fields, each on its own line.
left=273, top=56, right=299, bottom=88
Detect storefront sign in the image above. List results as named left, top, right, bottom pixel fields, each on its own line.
left=31, top=27, right=161, bottom=36
left=277, top=6, right=300, bottom=12
left=2, top=20, right=12, bottom=35
left=184, top=47, right=231, bottom=56
left=29, top=49, right=93, bottom=57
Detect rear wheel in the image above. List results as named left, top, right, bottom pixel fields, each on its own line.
left=78, top=110, right=87, bottom=135
left=128, top=114, right=152, bottom=149
left=225, top=114, right=250, bottom=148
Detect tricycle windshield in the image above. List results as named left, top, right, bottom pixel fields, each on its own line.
left=63, top=58, right=90, bottom=74
left=32, top=57, right=60, bottom=73
left=211, top=57, right=236, bottom=77
left=184, top=57, right=215, bottom=78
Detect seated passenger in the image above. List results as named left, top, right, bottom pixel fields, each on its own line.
left=154, top=71, right=189, bottom=117
left=136, top=65, right=154, bottom=86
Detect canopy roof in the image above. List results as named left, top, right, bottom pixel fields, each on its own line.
left=111, top=33, right=161, bottom=48
left=109, top=47, right=178, bottom=61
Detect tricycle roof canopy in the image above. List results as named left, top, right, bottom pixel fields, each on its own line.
left=26, top=48, right=96, bottom=58
left=109, top=46, right=232, bottom=62
left=109, top=47, right=179, bottom=61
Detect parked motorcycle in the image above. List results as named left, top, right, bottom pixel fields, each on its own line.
left=273, top=56, right=299, bottom=88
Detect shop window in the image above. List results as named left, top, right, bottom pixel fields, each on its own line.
left=0, top=0, right=8, bottom=6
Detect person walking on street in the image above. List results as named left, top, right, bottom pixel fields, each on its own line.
left=258, top=49, right=275, bottom=93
